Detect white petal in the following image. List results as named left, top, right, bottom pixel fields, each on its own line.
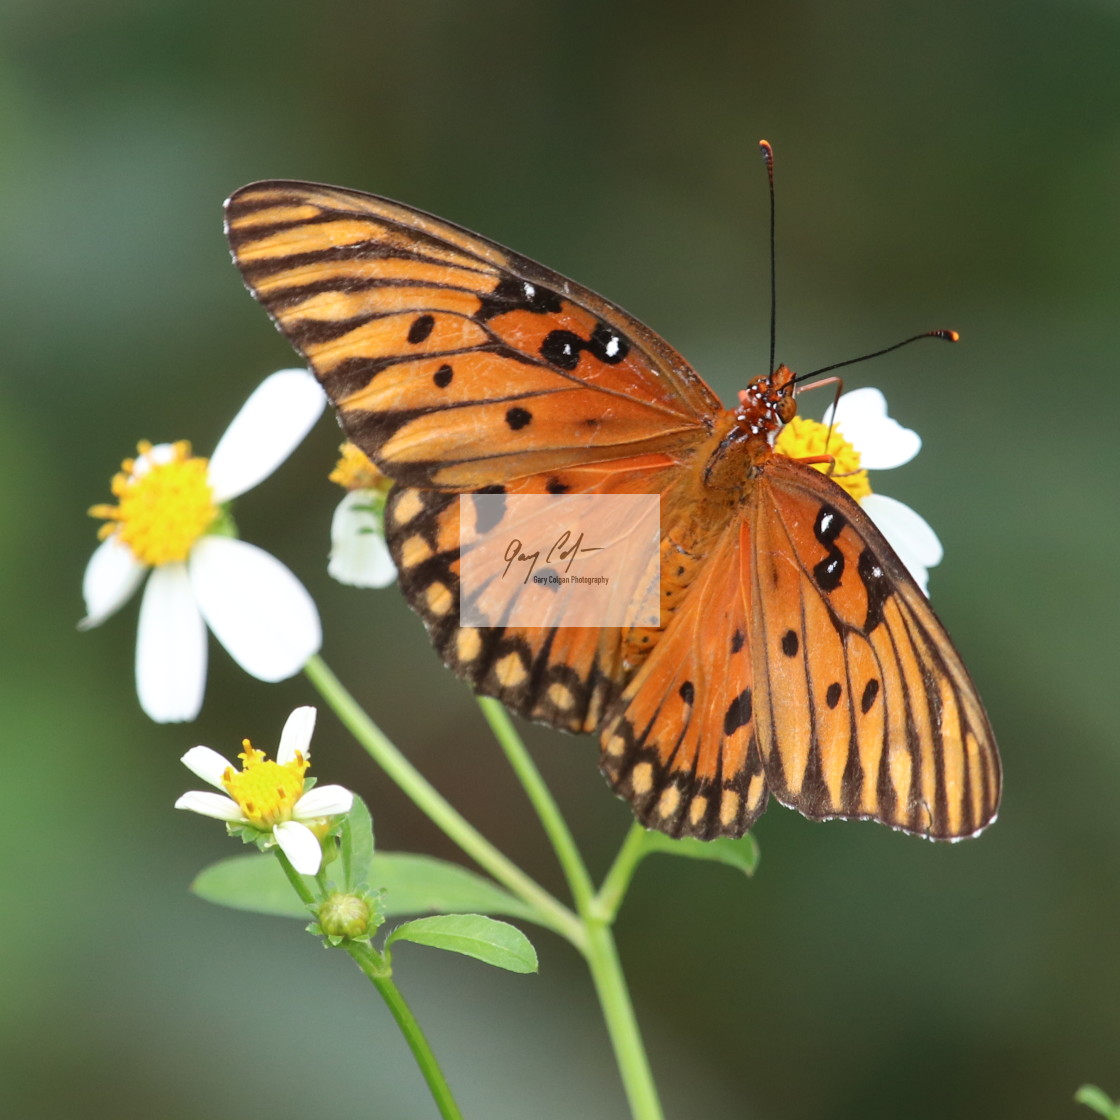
left=180, top=745, right=234, bottom=788
left=79, top=536, right=146, bottom=628
left=174, top=790, right=246, bottom=822
left=328, top=491, right=398, bottom=588
left=825, top=387, right=921, bottom=470
left=861, top=493, right=943, bottom=596
left=277, top=706, right=317, bottom=764
left=207, top=369, right=326, bottom=502
left=189, top=536, right=321, bottom=682
left=273, top=820, right=323, bottom=875
left=294, top=784, right=354, bottom=819
left=136, top=564, right=208, bottom=722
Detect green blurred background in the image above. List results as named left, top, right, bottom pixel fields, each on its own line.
left=4, top=1, right=1118, bottom=1117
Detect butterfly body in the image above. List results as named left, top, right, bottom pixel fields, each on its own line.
left=226, top=180, right=1000, bottom=842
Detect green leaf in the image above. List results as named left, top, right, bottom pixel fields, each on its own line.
left=340, top=796, right=375, bottom=891
left=387, top=914, right=538, bottom=973
left=192, top=853, right=311, bottom=916
left=370, top=853, right=538, bottom=922
left=1075, top=1086, right=1120, bottom=1119
left=639, top=830, right=760, bottom=876
left=191, top=851, right=539, bottom=922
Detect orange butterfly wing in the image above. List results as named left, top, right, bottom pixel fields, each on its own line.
left=599, top=519, right=770, bottom=839
left=224, top=181, right=720, bottom=489
left=747, top=456, right=1000, bottom=839
left=225, top=179, right=713, bottom=732
left=225, top=180, right=1001, bottom=842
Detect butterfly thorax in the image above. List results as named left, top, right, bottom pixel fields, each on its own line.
left=733, top=364, right=798, bottom=445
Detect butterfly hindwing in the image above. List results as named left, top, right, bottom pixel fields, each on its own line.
left=386, top=465, right=674, bottom=735
left=598, top=522, right=769, bottom=840
left=748, top=457, right=1000, bottom=839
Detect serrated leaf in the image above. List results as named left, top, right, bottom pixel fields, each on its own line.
left=341, top=796, right=375, bottom=891
left=640, top=831, right=760, bottom=876
left=191, top=851, right=540, bottom=922
left=387, top=914, right=538, bottom=973
left=1075, top=1086, right=1120, bottom=1119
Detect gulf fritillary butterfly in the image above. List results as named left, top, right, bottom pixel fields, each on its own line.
left=224, top=178, right=1000, bottom=842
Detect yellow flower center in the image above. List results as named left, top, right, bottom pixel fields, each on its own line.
left=221, top=740, right=310, bottom=829
left=774, top=417, right=871, bottom=501
left=329, top=442, right=389, bottom=492
left=89, top=441, right=218, bottom=566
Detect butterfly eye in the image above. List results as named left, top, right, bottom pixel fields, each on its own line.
left=777, top=397, right=797, bottom=424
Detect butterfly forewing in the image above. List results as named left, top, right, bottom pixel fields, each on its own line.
left=749, top=458, right=1000, bottom=839
left=225, top=181, right=719, bottom=490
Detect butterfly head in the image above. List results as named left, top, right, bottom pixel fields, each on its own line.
left=734, top=364, right=798, bottom=444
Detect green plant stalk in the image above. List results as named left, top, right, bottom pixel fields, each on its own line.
left=348, top=945, right=465, bottom=1120
left=594, top=822, right=650, bottom=923
left=275, top=850, right=464, bottom=1120
left=477, top=699, right=596, bottom=910
left=304, top=655, right=582, bottom=946
left=477, top=698, right=664, bottom=1120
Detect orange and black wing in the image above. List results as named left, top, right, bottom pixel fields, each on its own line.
left=225, top=181, right=719, bottom=491
left=747, top=456, right=1000, bottom=839
left=598, top=521, right=769, bottom=839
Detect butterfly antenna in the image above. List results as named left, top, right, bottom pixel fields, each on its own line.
left=760, top=140, right=777, bottom=377
left=794, top=329, right=959, bottom=385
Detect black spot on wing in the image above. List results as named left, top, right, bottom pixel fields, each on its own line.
left=861, top=677, right=880, bottom=714
left=475, top=276, right=564, bottom=321
left=723, top=688, right=753, bottom=736
left=858, top=548, right=891, bottom=632
left=812, top=503, right=846, bottom=592
left=539, top=323, right=630, bottom=372
left=407, top=314, right=435, bottom=344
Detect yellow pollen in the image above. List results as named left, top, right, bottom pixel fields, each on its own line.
left=90, top=441, right=218, bottom=566
left=221, top=738, right=310, bottom=829
left=774, top=417, right=871, bottom=501
left=329, top=442, right=389, bottom=492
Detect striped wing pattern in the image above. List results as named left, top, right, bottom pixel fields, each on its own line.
left=225, top=179, right=1000, bottom=842
left=748, top=458, right=1000, bottom=839
left=224, top=181, right=718, bottom=491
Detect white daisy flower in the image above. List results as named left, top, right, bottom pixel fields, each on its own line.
left=775, top=386, right=943, bottom=594
left=327, top=443, right=396, bottom=589
left=175, top=706, right=353, bottom=876
left=82, top=369, right=326, bottom=722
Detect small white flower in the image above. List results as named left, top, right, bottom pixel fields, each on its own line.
left=326, top=443, right=397, bottom=589
left=175, top=706, right=353, bottom=875
left=329, top=491, right=397, bottom=588
left=82, top=370, right=326, bottom=722
left=777, top=387, right=943, bottom=594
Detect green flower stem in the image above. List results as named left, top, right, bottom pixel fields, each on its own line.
left=594, top=822, right=650, bottom=923
left=275, top=851, right=464, bottom=1119
left=275, top=848, right=316, bottom=906
left=303, top=655, right=582, bottom=947
left=347, top=945, right=465, bottom=1120
left=583, top=916, right=664, bottom=1120
left=477, top=698, right=596, bottom=910
left=476, top=698, right=663, bottom=1120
